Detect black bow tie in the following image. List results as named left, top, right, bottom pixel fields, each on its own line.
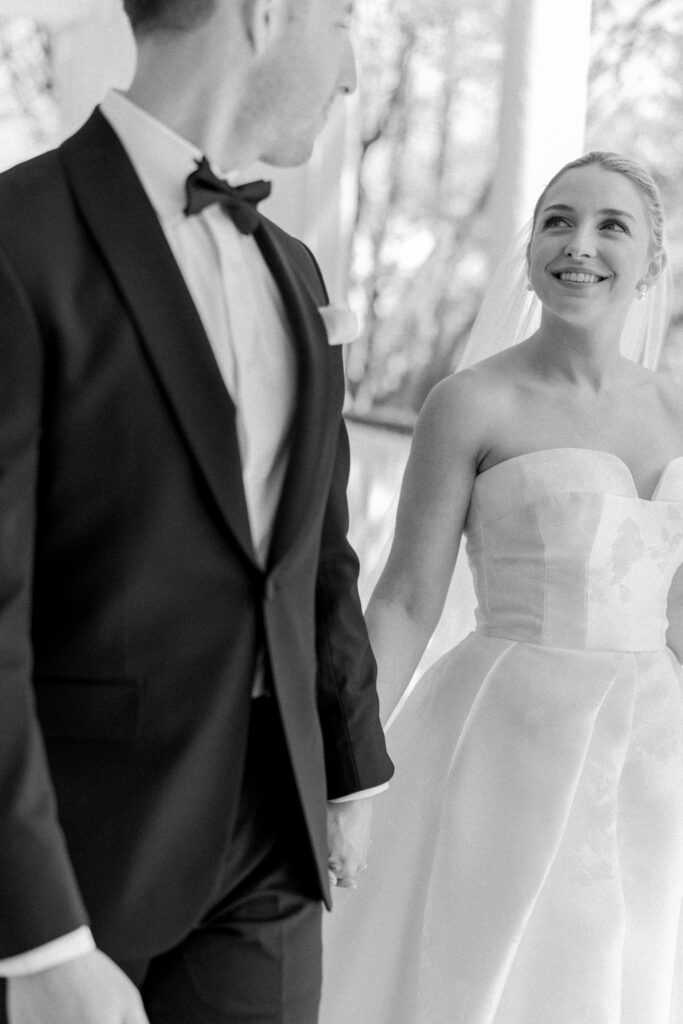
left=184, top=157, right=271, bottom=235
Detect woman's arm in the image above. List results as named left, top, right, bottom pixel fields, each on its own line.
left=365, top=370, right=489, bottom=725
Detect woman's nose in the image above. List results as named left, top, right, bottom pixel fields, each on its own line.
left=564, top=228, right=596, bottom=259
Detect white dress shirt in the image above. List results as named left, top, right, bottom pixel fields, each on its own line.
left=103, top=89, right=298, bottom=569
left=0, top=91, right=385, bottom=977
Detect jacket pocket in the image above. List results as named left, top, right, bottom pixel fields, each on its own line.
left=32, top=674, right=147, bottom=740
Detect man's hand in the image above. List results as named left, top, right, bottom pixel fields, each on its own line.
left=326, top=797, right=373, bottom=889
left=7, top=949, right=149, bottom=1024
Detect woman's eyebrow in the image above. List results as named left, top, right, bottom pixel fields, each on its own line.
left=541, top=203, right=635, bottom=221
left=597, top=207, right=636, bottom=221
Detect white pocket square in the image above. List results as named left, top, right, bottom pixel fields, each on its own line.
left=317, top=303, right=359, bottom=346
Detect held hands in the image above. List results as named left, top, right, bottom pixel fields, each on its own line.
left=7, top=949, right=150, bottom=1024
left=326, top=797, right=373, bottom=890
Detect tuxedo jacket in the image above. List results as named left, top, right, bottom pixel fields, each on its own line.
left=0, top=110, right=393, bottom=961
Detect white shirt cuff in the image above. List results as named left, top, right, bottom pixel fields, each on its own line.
left=0, top=926, right=95, bottom=976
left=329, top=782, right=390, bottom=803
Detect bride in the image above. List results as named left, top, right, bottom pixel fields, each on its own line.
left=320, top=152, right=683, bottom=1024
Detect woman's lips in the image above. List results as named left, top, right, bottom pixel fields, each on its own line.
left=552, top=270, right=608, bottom=284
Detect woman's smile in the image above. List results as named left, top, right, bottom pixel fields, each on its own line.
left=550, top=267, right=610, bottom=289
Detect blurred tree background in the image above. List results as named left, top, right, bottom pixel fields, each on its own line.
left=345, top=0, right=683, bottom=425
left=0, top=17, right=57, bottom=166
left=588, top=0, right=683, bottom=361
left=345, top=0, right=506, bottom=423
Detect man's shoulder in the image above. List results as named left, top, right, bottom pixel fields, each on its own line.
left=0, top=144, right=62, bottom=202
left=0, top=107, right=112, bottom=208
left=0, top=111, right=113, bottom=260
left=0, top=124, right=87, bottom=241
left=0, top=148, right=72, bottom=269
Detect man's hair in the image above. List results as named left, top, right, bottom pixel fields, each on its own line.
left=122, top=0, right=218, bottom=34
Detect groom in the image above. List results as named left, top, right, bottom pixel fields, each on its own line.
left=0, top=1, right=392, bottom=1022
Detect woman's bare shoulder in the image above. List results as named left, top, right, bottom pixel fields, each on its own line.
left=423, top=359, right=522, bottom=426
left=415, top=362, right=522, bottom=471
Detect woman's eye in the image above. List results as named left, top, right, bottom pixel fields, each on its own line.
left=601, top=220, right=629, bottom=234
left=542, top=215, right=571, bottom=229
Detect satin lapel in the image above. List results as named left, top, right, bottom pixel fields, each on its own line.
left=254, top=220, right=336, bottom=571
left=59, top=111, right=256, bottom=565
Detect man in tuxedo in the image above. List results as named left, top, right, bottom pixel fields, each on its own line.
left=0, top=1, right=393, bottom=1021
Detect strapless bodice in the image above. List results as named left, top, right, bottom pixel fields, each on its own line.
left=465, top=448, right=683, bottom=651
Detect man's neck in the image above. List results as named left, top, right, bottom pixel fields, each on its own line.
left=125, top=33, right=260, bottom=170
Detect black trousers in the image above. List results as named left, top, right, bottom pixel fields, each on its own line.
left=3, top=698, right=323, bottom=1024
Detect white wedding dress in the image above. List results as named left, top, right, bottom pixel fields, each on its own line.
left=321, top=447, right=683, bottom=1024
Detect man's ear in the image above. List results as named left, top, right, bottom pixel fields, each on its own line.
left=243, top=0, right=286, bottom=54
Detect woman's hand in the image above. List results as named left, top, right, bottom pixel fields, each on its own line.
left=327, top=797, right=373, bottom=889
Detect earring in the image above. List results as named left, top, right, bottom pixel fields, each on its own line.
left=526, top=278, right=534, bottom=292
left=638, top=283, right=648, bottom=301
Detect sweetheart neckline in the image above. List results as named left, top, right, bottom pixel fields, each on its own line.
left=476, top=447, right=683, bottom=503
